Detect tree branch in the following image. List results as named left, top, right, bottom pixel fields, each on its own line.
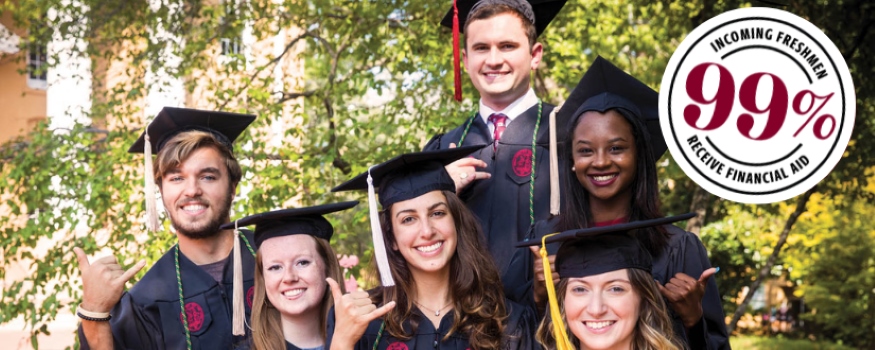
left=217, top=30, right=311, bottom=110
left=276, top=90, right=316, bottom=103
left=727, top=185, right=818, bottom=333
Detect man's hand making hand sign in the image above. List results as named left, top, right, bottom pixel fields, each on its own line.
left=327, top=277, right=396, bottom=350
left=74, top=247, right=146, bottom=350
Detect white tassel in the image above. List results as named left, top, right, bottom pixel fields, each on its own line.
left=144, top=133, right=161, bottom=232
left=232, top=223, right=245, bottom=335
left=549, top=102, right=563, bottom=216
left=367, top=168, right=395, bottom=286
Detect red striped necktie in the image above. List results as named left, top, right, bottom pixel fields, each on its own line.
left=488, top=113, right=508, bottom=151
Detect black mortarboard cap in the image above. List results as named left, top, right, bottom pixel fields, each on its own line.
left=128, top=107, right=256, bottom=154
left=440, top=0, right=566, bottom=37
left=517, top=212, right=695, bottom=277
left=131, top=106, right=256, bottom=233
left=331, top=145, right=485, bottom=207
left=331, top=145, right=485, bottom=286
left=557, top=56, right=666, bottom=158
left=220, top=201, right=359, bottom=250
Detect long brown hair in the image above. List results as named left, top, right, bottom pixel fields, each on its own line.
left=373, top=190, right=507, bottom=349
left=536, top=269, right=684, bottom=350
left=250, top=235, right=344, bottom=350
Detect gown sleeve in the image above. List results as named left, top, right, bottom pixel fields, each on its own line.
left=503, top=299, right=538, bottom=350
left=667, top=226, right=731, bottom=350
left=325, top=305, right=338, bottom=350
left=423, top=133, right=444, bottom=151
left=78, top=292, right=162, bottom=350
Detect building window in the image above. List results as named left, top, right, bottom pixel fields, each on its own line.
left=219, top=0, right=243, bottom=57
left=220, top=37, right=241, bottom=56
left=27, top=41, right=47, bottom=89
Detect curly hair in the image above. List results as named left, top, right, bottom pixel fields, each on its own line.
left=536, top=269, right=684, bottom=350
left=373, top=190, right=508, bottom=349
left=557, top=108, right=669, bottom=257
left=250, top=236, right=344, bottom=350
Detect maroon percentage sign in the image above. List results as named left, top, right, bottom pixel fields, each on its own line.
left=792, top=90, right=836, bottom=140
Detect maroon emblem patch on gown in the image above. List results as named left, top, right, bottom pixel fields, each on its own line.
left=512, top=149, right=533, bottom=177
left=246, top=286, right=255, bottom=308
left=180, top=302, right=205, bottom=332
left=386, top=342, right=408, bottom=350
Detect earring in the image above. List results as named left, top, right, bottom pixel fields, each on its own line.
left=571, top=166, right=576, bottom=171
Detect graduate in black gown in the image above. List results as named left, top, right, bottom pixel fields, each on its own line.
left=330, top=147, right=536, bottom=350
left=522, top=216, right=690, bottom=350
left=74, top=108, right=258, bottom=349
left=219, top=202, right=358, bottom=350
left=531, top=56, right=731, bottom=349
left=424, top=0, right=567, bottom=306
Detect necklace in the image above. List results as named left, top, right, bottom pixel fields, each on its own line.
left=413, top=299, right=453, bottom=317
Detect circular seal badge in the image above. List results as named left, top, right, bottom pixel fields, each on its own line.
left=386, top=342, right=409, bottom=350
left=180, top=302, right=205, bottom=332
left=660, top=7, right=855, bottom=203
left=246, top=286, right=255, bottom=308
left=512, top=149, right=533, bottom=177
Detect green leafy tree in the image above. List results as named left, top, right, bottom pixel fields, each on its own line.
left=1, top=0, right=873, bottom=348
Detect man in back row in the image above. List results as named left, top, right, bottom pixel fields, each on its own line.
left=425, top=0, right=567, bottom=305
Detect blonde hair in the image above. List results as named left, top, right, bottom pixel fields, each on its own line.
left=154, top=130, right=243, bottom=186
left=536, top=269, right=685, bottom=350
left=250, top=236, right=344, bottom=350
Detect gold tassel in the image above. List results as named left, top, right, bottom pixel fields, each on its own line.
left=548, top=102, right=563, bottom=216
left=542, top=234, right=574, bottom=350
left=232, top=226, right=245, bottom=335
left=144, top=133, right=160, bottom=232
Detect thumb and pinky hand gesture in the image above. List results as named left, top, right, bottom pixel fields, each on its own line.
left=74, top=247, right=146, bottom=313
left=327, top=277, right=395, bottom=350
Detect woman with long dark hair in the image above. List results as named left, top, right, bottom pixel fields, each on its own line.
left=330, top=147, right=535, bottom=349
left=533, top=56, right=729, bottom=349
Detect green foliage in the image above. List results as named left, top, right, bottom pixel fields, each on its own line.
left=730, top=334, right=856, bottom=350
left=701, top=205, right=785, bottom=315
left=793, top=196, right=875, bottom=348
left=0, top=0, right=873, bottom=348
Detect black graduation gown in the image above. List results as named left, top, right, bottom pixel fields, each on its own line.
left=79, top=231, right=257, bottom=350
left=285, top=341, right=318, bottom=350
left=423, top=102, right=567, bottom=306
left=656, top=225, right=731, bottom=350
left=325, top=299, right=536, bottom=350
left=531, top=219, right=731, bottom=350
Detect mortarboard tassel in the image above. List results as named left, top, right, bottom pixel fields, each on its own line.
left=452, top=0, right=462, bottom=102
left=144, top=132, right=161, bottom=232
left=548, top=102, right=563, bottom=216
left=541, top=234, right=574, bottom=350
left=232, top=221, right=245, bottom=335
left=367, top=168, right=395, bottom=286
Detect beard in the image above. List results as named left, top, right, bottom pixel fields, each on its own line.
left=168, top=191, right=234, bottom=240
